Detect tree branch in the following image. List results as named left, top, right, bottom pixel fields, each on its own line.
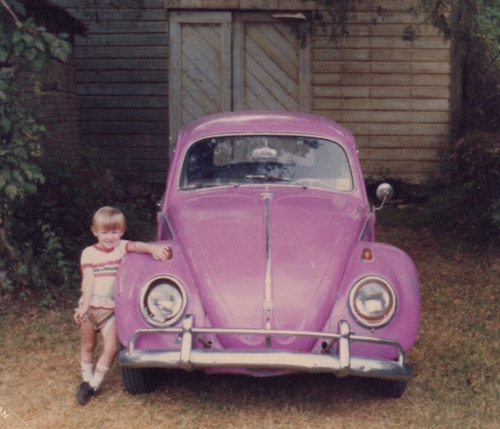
left=0, top=0, right=20, bottom=23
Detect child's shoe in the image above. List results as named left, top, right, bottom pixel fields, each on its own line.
left=76, top=381, right=95, bottom=405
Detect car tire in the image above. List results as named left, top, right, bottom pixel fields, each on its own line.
left=119, top=365, right=163, bottom=395
left=375, top=379, right=407, bottom=398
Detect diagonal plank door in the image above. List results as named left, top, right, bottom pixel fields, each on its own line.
left=169, top=12, right=232, bottom=146
left=169, top=12, right=310, bottom=149
left=233, top=14, right=310, bottom=112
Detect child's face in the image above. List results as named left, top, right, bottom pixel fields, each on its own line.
left=92, top=228, right=124, bottom=250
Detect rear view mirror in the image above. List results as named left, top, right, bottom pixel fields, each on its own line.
left=252, top=147, right=277, bottom=160
left=374, top=183, right=394, bottom=211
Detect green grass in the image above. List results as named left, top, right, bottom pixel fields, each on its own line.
left=0, top=210, right=499, bottom=429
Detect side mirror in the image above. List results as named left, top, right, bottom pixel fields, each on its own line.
left=374, top=183, right=394, bottom=211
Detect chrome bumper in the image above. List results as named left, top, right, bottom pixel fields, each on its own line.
left=119, top=315, right=412, bottom=381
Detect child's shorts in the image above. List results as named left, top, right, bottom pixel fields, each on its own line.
left=84, top=307, right=115, bottom=336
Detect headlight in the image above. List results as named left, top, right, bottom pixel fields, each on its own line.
left=349, top=276, right=396, bottom=328
left=140, top=276, right=187, bottom=327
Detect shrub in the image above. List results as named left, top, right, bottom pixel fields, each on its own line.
left=0, top=0, right=73, bottom=303
left=447, top=131, right=500, bottom=242
left=2, top=149, right=161, bottom=305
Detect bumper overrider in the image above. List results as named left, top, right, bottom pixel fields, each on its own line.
left=119, top=315, right=412, bottom=381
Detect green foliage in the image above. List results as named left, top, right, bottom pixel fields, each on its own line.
left=378, top=132, right=500, bottom=246
left=373, top=131, right=500, bottom=246
left=1, top=1, right=72, bottom=69
left=0, top=2, right=72, bottom=211
left=1, top=0, right=72, bottom=222
left=408, top=0, right=453, bottom=39
left=4, top=149, right=160, bottom=305
left=0, top=0, right=72, bottom=300
left=0, top=73, right=45, bottom=212
left=473, top=0, right=500, bottom=68
left=409, top=1, right=500, bottom=236
left=408, top=1, right=500, bottom=64
left=460, top=1, right=500, bottom=133
left=445, top=131, right=500, bottom=242
left=443, top=1, right=500, bottom=233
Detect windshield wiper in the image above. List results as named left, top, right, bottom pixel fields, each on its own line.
left=180, top=181, right=240, bottom=191
left=245, top=175, right=307, bottom=189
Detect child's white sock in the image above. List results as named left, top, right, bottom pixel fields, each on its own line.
left=89, top=363, right=109, bottom=391
left=81, top=361, right=94, bottom=383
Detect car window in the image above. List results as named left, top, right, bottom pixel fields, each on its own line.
left=179, top=135, right=354, bottom=192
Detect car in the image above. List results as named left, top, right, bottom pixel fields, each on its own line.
left=115, top=111, right=420, bottom=398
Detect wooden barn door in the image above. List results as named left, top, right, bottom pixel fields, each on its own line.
left=233, top=14, right=310, bottom=112
left=169, top=12, right=232, bottom=147
left=169, top=12, right=310, bottom=147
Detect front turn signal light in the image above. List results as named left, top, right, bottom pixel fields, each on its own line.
left=362, top=247, right=373, bottom=261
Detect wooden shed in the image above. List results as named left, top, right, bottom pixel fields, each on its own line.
left=56, top=0, right=456, bottom=184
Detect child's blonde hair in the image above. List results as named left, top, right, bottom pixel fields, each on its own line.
left=92, top=206, right=126, bottom=231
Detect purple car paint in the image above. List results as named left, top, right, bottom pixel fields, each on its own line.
left=115, top=111, right=420, bottom=398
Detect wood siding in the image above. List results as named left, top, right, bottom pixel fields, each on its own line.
left=57, top=0, right=452, bottom=184
left=56, top=0, right=169, bottom=183
left=310, top=1, right=451, bottom=182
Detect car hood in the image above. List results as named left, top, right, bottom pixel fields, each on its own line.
left=169, top=189, right=366, bottom=350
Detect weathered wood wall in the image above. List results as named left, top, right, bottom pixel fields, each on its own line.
left=57, top=0, right=169, bottom=183
left=309, top=1, right=451, bottom=182
left=57, top=0, right=452, bottom=184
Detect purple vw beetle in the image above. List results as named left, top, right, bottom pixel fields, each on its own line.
left=115, top=111, right=420, bottom=398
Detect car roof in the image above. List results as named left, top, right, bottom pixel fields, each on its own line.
left=176, top=111, right=355, bottom=150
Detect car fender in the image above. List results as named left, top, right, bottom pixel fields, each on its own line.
left=326, top=242, right=420, bottom=358
left=115, top=241, right=205, bottom=350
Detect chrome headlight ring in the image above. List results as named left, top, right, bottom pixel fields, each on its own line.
left=349, top=276, right=397, bottom=329
left=140, top=276, right=187, bottom=327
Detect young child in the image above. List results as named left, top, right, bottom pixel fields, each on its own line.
left=73, top=206, right=171, bottom=405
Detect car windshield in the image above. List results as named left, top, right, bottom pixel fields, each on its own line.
left=179, top=135, right=354, bottom=192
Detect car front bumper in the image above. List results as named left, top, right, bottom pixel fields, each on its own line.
left=119, top=314, right=412, bottom=381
